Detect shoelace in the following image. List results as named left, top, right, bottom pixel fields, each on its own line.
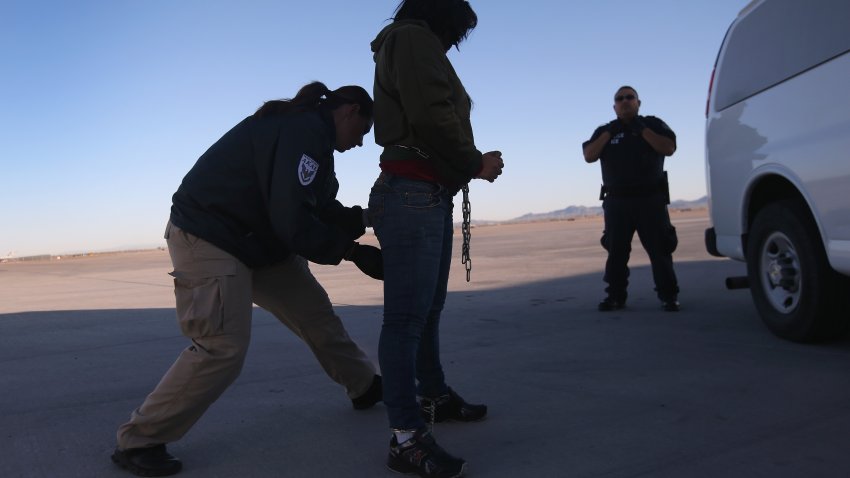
left=423, top=393, right=451, bottom=432
left=426, top=399, right=436, bottom=432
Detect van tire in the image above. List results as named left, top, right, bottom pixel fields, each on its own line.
left=746, top=200, right=848, bottom=342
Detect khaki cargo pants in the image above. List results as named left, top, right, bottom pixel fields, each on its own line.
left=116, top=222, right=376, bottom=449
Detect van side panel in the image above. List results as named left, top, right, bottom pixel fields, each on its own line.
left=706, top=0, right=850, bottom=275
left=707, top=51, right=850, bottom=274
left=705, top=101, right=751, bottom=260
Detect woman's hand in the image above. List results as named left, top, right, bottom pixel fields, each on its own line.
left=477, top=151, right=504, bottom=182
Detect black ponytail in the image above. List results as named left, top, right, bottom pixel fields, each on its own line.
left=254, top=81, right=328, bottom=117
left=254, top=81, right=373, bottom=119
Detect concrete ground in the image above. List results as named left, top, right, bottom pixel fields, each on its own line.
left=3, top=210, right=850, bottom=478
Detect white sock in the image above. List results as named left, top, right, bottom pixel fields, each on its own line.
left=394, top=431, right=415, bottom=444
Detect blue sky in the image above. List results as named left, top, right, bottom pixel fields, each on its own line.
left=1, top=0, right=747, bottom=257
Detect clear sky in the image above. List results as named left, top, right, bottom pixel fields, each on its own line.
left=1, top=0, right=748, bottom=258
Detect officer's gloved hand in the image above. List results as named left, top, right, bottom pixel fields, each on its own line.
left=344, top=242, right=383, bottom=280
left=630, top=116, right=646, bottom=135
left=606, top=119, right=623, bottom=136
left=337, top=206, right=367, bottom=240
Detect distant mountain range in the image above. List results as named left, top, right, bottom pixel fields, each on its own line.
left=4, top=197, right=707, bottom=261
left=475, top=196, right=707, bottom=225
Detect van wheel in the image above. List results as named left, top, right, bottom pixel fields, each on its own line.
left=746, top=200, right=848, bottom=342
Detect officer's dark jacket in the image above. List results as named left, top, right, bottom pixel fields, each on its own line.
left=169, top=109, right=355, bottom=268
left=583, top=115, right=676, bottom=193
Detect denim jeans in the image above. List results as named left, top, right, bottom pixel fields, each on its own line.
left=368, top=172, right=454, bottom=430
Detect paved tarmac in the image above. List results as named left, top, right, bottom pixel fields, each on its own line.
left=3, top=210, right=850, bottom=478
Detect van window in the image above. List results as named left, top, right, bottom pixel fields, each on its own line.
left=713, top=0, right=850, bottom=111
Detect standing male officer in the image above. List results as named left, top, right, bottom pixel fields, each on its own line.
left=582, top=85, right=680, bottom=312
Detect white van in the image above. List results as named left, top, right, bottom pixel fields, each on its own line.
left=704, top=0, right=850, bottom=341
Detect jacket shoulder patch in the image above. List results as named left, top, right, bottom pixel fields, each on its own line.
left=298, top=154, right=319, bottom=186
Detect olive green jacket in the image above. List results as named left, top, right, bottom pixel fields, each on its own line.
left=371, top=20, right=483, bottom=191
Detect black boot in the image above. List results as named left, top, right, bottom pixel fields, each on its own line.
left=351, top=374, right=383, bottom=410
left=598, top=296, right=625, bottom=311
left=111, top=444, right=182, bottom=477
left=420, top=387, right=487, bottom=423
left=661, top=300, right=680, bottom=312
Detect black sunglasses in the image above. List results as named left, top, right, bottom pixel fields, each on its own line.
left=615, top=94, right=636, bottom=102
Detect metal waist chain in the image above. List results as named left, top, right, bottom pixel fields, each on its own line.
left=461, top=184, right=471, bottom=282
left=390, top=144, right=429, bottom=159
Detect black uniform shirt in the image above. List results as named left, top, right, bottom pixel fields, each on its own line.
left=583, top=115, right=676, bottom=190
left=169, top=109, right=354, bottom=268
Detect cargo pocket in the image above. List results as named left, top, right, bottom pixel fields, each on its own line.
left=367, top=193, right=384, bottom=229
left=600, top=230, right=610, bottom=251
left=665, top=225, right=679, bottom=253
left=172, top=274, right=228, bottom=338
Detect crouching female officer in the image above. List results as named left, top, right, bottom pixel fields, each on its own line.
left=112, top=82, right=383, bottom=477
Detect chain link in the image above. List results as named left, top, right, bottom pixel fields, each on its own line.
left=427, top=399, right=435, bottom=433
left=461, top=184, right=472, bottom=282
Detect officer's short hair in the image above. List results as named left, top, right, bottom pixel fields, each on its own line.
left=615, top=85, right=638, bottom=99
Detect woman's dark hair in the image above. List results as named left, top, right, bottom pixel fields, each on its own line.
left=254, top=81, right=373, bottom=119
left=393, top=0, right=478, bottom=49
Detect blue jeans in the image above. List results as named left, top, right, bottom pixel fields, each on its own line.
left=368, top=172, right=454, bottom=430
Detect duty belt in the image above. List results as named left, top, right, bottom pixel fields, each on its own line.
left=600, top=172, right=670, bottom=204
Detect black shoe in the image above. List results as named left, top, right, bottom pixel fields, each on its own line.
left=420, top=387, right=487, bottom=423
left=387, top=429, right=466, bottom=478
left=111, top=444, right=182, bottom=477
left=662, top=300, right=680, bottom=312
left=598, top=297, right=625, bottom=311
left=352, top=374, right=382, bottom=410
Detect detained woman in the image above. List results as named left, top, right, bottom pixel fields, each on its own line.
left=369, top=1, right=505, bottom=476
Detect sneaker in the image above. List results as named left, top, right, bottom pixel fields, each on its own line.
left=352, top=374, right=382, bottom=410
left=598, top=297, right=625, bottom=311
left=111, top=444, right=182, bottom=477
left=420, top=387, right=487, bottom=423
left=387, top=429, right=466, bottom=478
left=662, top=300, right=680, bottom=312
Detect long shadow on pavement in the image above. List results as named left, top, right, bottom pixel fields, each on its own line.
left=3, top=259, right=850, bottom=478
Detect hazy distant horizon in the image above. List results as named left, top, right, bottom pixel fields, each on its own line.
left=2, top=195, right=708, bottom=259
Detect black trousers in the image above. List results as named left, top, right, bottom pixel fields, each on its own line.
left=601, top=192, right=679, bottom=302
